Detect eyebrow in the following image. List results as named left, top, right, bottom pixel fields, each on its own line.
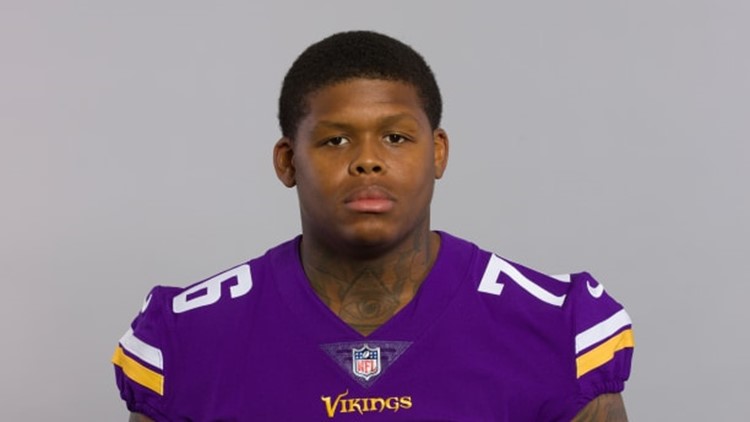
left=313, top=113, right=422, bottom=132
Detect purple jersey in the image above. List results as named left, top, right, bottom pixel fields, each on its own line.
left=113, top=232, right=634, bottom=421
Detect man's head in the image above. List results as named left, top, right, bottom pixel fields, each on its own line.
left=274, top=31, right=448, bottom=256
left=278, top=30, right=442, bottom=140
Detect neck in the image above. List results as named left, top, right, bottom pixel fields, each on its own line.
left=300, top=228, right=440, bottom=336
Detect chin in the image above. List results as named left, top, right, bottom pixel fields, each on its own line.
left=338, top=223, right=406, bottom=253
left=345, top=226, right=398, bottom=245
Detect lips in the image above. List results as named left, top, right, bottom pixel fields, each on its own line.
left=343, top=185, right=396, bottom=213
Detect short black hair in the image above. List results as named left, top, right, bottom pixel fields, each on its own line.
left=278, top=30, right=442, bottom=139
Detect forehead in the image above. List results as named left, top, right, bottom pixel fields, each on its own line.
left=298, top=79, right=429, bottom=133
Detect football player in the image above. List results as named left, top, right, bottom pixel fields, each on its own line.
left=115, top=31, right=633, bottom=421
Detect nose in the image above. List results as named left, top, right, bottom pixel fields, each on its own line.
left=349, top=140, right=386, bottom=175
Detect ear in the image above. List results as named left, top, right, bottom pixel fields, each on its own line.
left=273, top=137, right=296, bottom=187
left=433, top=128, right=449, bottom=179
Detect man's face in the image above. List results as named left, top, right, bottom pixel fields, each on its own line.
left=274, top=78, right=448, bottom=253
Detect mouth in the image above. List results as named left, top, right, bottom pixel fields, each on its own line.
left=343, top=185, right=396, bottom=213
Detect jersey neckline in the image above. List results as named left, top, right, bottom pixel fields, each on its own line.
left=270, top=231, right=477, bottom=341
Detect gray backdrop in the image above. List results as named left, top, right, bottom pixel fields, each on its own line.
left=2, top=1, right=748, bottom=420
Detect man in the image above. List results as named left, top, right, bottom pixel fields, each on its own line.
left=114, top=31, right=633, bottom=421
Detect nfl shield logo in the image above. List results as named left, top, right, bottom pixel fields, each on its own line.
left=352, top=345, right=381, bottom=381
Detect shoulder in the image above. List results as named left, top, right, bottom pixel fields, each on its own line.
left=461, top=236, right=635, bottom=415
left=469, top=242, right=632, bottom=346
left=111, top=262, right=255, bottom=401
left=476, top=244, right=634, bottom=350
left=137, top=237, right=299, bottom=317
left=112, top=238, right=299, bottom=418
left=470, top=239, right=628, bottom=321
left=116, top=236, right=299, bottom=342
left=120, top=261, right=255, bottom=326
left=478, top=244, right=634, bottom=403
left=442, top=232, right=632, bottom=321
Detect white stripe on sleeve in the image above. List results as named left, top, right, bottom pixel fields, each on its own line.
left=575, top=309, right=632, bottom=354
left=119, top=328, right=164, bottom=370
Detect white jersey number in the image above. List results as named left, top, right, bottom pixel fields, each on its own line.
left=172, top=264, right=253, bottom=313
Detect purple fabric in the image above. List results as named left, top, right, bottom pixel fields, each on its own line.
left=114, top=232, right=633, bottom=421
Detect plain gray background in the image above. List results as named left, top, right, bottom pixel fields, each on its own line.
left=2, top=1, right=748, bottom=420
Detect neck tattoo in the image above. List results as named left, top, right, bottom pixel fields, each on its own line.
left=303, top=231, right=437, bottom=336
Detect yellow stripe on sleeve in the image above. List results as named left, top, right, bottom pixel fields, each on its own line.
left=576, top=328, right=634, bottom=378
left=112, top=346, right=164, bottom=395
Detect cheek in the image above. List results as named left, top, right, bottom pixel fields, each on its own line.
left=403, top=155, right=436, bottom=189
left=296, top=156, right=340, bottom=195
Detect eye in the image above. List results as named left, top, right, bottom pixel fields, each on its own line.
left=325, top=136, right=349, bottom=146
left=384, top=134, right=408, bottom=144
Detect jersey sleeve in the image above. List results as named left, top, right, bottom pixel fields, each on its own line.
left=112, top=286, right=175, bottom=420
left=564, top=271, right=634, bottom=403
